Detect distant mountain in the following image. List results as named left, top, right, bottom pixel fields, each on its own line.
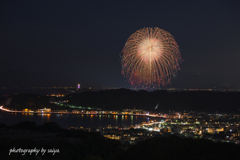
left=2, top=94, right=67, bottom=110
left=64, top=89, right=240, bottom=112
left=2, top=89, right=240, bottom=112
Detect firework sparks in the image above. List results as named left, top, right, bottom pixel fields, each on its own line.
left=121, top=27, right=182, bottom=88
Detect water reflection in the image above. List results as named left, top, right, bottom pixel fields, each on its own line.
left=41, top=113, right=51, bottom=120
left=0, top=112, right=156, bottom=129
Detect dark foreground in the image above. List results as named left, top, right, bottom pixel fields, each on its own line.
left=0, top=121, right=240, bottom=160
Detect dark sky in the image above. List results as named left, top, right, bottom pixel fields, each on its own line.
left=0, top=0, right=240, bottom=89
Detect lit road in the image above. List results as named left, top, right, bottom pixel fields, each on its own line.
left=0, top=106, right=16, bottom=112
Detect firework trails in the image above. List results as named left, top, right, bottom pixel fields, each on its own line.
left=121, top=27, right=182, bottom=88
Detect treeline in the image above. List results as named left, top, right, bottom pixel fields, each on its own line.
left=64, top=89, right=240, bottom=112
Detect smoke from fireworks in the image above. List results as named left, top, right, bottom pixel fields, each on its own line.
left=121, top=27, right=182, bottom=88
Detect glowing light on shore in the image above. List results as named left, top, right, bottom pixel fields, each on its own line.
left=0, top=106, right=15, bottom=112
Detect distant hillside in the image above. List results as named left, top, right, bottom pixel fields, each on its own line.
left=2, top=94, right=68, bottom=110
left=64, top=89, right=240, bottom=112
left=2, top=89, right=240, bottom=112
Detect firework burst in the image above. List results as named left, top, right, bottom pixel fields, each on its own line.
left=121, top=27, right=182, bottom=88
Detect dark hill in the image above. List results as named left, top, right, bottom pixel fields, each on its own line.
left=114, top=136, right=240, bottom=160
left=2, top=94, right=67, bottom=110
left=64, top=89, right=240, bottom=112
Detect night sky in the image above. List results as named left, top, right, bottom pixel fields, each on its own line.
left=0, top=0, right=240, bottom=89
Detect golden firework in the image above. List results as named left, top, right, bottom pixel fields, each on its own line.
left=121, top=27, right=182, bottom=88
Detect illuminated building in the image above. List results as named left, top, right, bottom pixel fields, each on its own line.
left=23, top=108, right=30, bottom=112
left=38, top=108, right=51, bottom=113
left=78, top=84, right=80, bottom=89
